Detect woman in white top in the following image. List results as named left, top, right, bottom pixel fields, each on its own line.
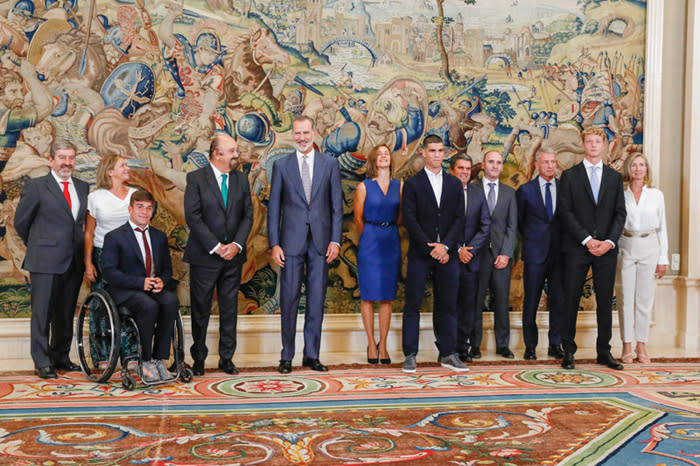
left=84, top=154, right=136, bottom=285
left=616, top=152, right=668, bottom=364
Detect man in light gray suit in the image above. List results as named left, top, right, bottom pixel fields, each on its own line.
left=15, top=140, right=89, bottom=379
left=471, top=150, right=518, bottom=359
left=267, top=115, right=343, bottom=374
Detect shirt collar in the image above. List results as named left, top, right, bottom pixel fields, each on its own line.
left=210, top=163, right=227, bottom=180
left=51, top=170, right=72, bottom=185
left=483, top=177, right=499, bottom=186
left=583, top=158, right=603, bottom=170
left=538, top=176, right=555, bottom=188
left=129, top=220, right=149, bottom=231
left=424, top=167, right=443, bottom=178
left=296, top=149, right=315, bottom=160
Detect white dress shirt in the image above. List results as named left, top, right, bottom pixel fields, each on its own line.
left=580, top=159, right=615, bottom=248
left=296, top=149, right=315, bottom=182
left=538, top=176, right=556, bottom=213
left=462, top=185, right=468, bottom=214
left=482, top=178, right=500, bottom=204
left=623, top=185, right=669, bottom=265
left=424, top=167, right=443, bottom=207
left=208, top=163, right=241, bottom=254
left=51, top=170, right=79, bottom=220
left=129, top=220, right=154, bottom=276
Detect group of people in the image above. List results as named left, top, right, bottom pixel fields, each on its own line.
left=15, top=115, right=667, bottom=381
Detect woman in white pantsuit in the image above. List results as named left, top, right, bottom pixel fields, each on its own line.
left=616, top=153, right=668, bottom=364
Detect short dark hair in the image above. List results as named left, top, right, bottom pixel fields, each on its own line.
left=49, top=139, right=76, bottom=158
left=449, top=152, right=473, bottom=169
left=129, top=189, right=155, bottom=207
left=422, top=134, right=443, bottom=147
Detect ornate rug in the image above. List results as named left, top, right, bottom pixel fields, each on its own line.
left=0, top=363, right=699, bottom=465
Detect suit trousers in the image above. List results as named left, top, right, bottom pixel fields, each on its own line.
left=522, top=256, right=564, bottom=349
left=280, top=232, right=329, bottom=361
left=402, top=255, right=459, bottom=357
left=29, top=259, right=82, bottom=368
left=562, top=251, right=617, bottom=355
left=189, top=261, right=242, bottom=362
left=122, top=290, right=179, bottom=361
left=616, top=234, right=660, bottom=343
left=472, top=251, right=512, bottom=350
left=456, top=265, right=478, bottom=354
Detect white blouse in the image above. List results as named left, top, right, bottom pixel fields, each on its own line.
left=87, top=187, right=137, bottom=248
left=623, top=185, right=669, bottom=265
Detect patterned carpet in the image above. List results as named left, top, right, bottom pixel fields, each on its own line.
left=0, top=362, right=699, bottom=465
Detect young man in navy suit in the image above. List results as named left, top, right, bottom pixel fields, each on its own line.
left=516, top=147, right=564, bottom=360
left=102, top=189, right=179, bottom=382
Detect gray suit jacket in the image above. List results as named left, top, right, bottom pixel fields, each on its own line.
left=267, top=150, right=343, bottom=255
left=15, top=173, right=89, bottom=274
left=472, top=179, right=517, bottom=260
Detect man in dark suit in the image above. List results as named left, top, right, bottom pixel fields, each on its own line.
left=516, top=147, right=564, bottom=360
left=559, top=126, right=626, bottom=370
left=449, top=153, right=491, bottom=363
left=184, top=133, right=253, bottom=376
left=267, top=115, right=343, bottom=374
left=401, top=134, right=468, bottom=373
left=472, top=151, right=517, bottom=359
left=102, top=189, right=179, bottom=382
left=15, top=140, right=89, bottom=379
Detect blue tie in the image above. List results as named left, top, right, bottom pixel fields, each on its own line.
left=545, top=182, right=553, bottom=220
left=590, top=166, right=600, bottom=203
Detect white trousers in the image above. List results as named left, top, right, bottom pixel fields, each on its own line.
left=616, top=233, right=660, bottom=343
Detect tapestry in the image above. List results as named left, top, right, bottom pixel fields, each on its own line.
left=0, top=0, right=646, bottom=316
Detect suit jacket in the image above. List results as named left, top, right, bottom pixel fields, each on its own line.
left=559, top=162, right=626, bottom=255
left=102, top=222, right=175, bottom=305
left=516, top=177, right=561, bottom=264
left=183, top=166, right=253, bottom=266
left=402, top=169, right=465, bottom=259
left=267, top=150, right=343, bottom=255
left=473, top=179, right=517, bottom=261
left=460, top=184, right=491, bottom=272
left=15, top=173, right=89, bottom=274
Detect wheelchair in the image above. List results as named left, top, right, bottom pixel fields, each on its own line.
left=75, top=289, right=194, bottom=390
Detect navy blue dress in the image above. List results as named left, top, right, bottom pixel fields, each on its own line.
left=357, top=179, right=401, bottom=301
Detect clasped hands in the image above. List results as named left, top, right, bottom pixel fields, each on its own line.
left=586, top=239, right=613, bottom=256
left=144, top=277, right=165, bottom=293
left=428, top=242, right=449, bottom=264
left=215, top=242, right=240, bottom=261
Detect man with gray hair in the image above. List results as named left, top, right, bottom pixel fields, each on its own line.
left=15, top=139, right=89, bottom=379
left=516, top=147, right=565, bottom=360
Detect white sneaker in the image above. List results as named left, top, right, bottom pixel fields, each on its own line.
left=141, top=361, right=160, bottom=382
left=154, top=360, right=172, bottom=380
left=440, top=353, right=470, bottom=372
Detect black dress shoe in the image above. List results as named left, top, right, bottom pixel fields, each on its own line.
left=496, top=347, right=515, bottom=359
left=523, top=347, right=537, bottom=360
left=278, top=359, right=292, bottom=374
left=302, top=358, right=328, bottom=372
left=191, top=360, right=205, bottom=376
left=53, top=360, right=80, bottom=371
left=469, top=348, right=482, bottom=359
left=457, top=351, right=473, bottom=363
left=561, top=352, right=575, bottom=369
left=367, top=345, right=378, bottom=364
left=548, top=344, right=565, bottom=359
left=597, top=353, right=624, bottom=370
left=36, top=366, right=57, bottom=379
left=218, top=359, right=239, bottom=375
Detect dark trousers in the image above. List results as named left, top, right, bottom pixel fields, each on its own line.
left=456, top=265, right=478, bottom=354
left=189, top=262, right=242, bottom=363
left=280, top=234, right=329, bottom=361
left=522, top=256, right=564, bottom=349
left=562, top=251, right=617, bottom=355
left=122, top=290, right=179, bottom=361
left=29, top=260, right=82, bottom=368
left=472, top=251, right=512, bottom=350
left=402, top=254, right=459, bottom=357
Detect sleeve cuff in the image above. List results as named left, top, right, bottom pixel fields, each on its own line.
left=209, top=242, right=221, bottom=255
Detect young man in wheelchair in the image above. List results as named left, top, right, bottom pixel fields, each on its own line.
left=102, top=189, right=179, bottom=382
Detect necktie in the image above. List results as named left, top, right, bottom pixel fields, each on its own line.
left=221, top=173, right=228, bottom=208
left=545, top=182, right=553, bottom=220
left=301, top=154, right=312, bottom=203
left=136, top=227, right=152, bottom=277
left=61, top=181, right=72, bottom=210
left=487, top=182, right=496, bottom=214
left=590, top=166, right=600, bottom=203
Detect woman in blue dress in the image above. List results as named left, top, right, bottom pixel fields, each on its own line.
left=353, top=144, right=402, bottom=364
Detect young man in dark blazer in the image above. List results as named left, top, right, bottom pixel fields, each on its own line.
left=184, top=133, right=253, bottom=376
left=449, top=153, right=491, bottom=363
left=15, top=140, right=89, bottom=379
left=102, top=189, right=179, bottom=382
left=516, top=147, right=564, bottom=360
left=401, top=134, right=468, bottom=373
left=558, top=126, right=627, bottom=370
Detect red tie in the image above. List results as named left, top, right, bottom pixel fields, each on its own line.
left=61, top=181, right=72, bottom=210
left=135, top=227, right=152, bottom=277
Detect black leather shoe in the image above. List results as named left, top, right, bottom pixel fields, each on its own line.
left=218, top=359, right=239, bottom=375
left=53, top=360, right=80, bottom=371
left=548, top=344, right=565, bottom=359
left=367, top=345, right=378, bottom=364
left=561, top=353, right=575, bottom=369
left=496, top=347, right=515, bottom=359
left=36, top=366, right=57, bottom=379
left=597, top=353, right=624, bottom=370
left=469, top=348, right=482, bottom=359
left=278, top=359, right=292, bottom=374
left=302, top=358, right=328, bottom=372
left=191, top=360, right=205, bottom=376
left=523, top=347, right=537, bottom=360
left=458, top=351, right=473, bottom=363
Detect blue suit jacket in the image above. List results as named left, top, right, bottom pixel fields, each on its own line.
left=102, top=222, right=175, bottom=305
left=516, top=177, right=561, bottom=264
left=267, top=150, right=343, bottom=255
left=461, top=184, right=491, bottom=272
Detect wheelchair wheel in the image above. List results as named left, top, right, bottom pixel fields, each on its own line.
left=122, top=373, right=135, bottom=391
left=180, top=367, right=194, bottom=383
left=76, top=290, right=120, bottom=383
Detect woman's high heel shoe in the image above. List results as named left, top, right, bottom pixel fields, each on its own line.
left=378, top=342, right=391, bottom=365
left=367, top=345, right=378, bottom=364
